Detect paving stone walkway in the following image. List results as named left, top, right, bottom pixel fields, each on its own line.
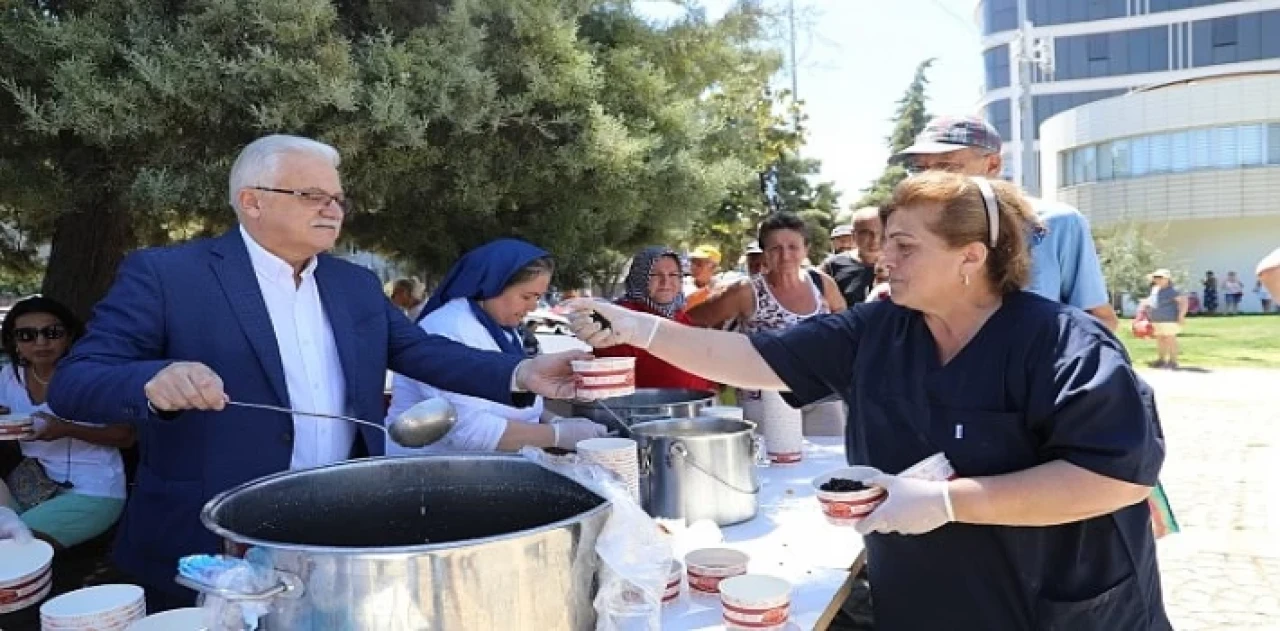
left=1144, top=367, right=1280, bottom=630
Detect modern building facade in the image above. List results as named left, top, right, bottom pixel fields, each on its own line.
left=1039, top=74, right=1280, bottom=312
left=978, top=1, right=1280, bottom=311
left=977, top=0, right=1280, bottom=193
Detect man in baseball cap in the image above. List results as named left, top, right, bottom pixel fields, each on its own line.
left=894, top=115, right=1004, bottom=176
left=829, top=225, right=854, bottom=255
left=685, top=244, right=723, bottom=310
left=744, top=241, right=765, bottom=276
left=892, top=115, right=1119, bottom=332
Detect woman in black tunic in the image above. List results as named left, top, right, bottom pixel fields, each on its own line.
left=566, top=172, right=1170, bottom=631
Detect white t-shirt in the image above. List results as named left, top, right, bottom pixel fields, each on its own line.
left=385, top=298, right=543, bottom=455
left=0, top=364, right=126, bottom=499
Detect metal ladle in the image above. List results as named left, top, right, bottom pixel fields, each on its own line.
left=225, top=398, right=457, bottom=449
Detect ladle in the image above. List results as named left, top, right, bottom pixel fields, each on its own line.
left=225, top=398, right=457, bottom=449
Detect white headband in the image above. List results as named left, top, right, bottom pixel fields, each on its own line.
left=969, top=176, right=999, bottom=248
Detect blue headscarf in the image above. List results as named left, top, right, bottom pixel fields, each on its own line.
left=420, top=239, right=550, bottom=356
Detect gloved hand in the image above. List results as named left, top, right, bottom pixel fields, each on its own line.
left=0, top=506, right=33, bottom=544
left=563, top=299, right=662, bottom=350
left=855, top=474, right=955, bottom=536
left=514, top=351, right=594, bottom=399
left=551, top=418, right=609, bottom=450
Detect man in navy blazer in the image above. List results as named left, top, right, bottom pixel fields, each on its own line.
left=47, top=135, right=587, bottom=608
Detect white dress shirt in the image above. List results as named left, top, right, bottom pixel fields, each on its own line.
left=385, top=298, right=543, bottom=455
left=241, top=227, right=351, bottom=470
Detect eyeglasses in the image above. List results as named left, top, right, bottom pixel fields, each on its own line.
left=250, top=187, right=352, bottom=213
left=906, top=161, right=969, bottom=175
left=14, top=325, right=67, bottom=343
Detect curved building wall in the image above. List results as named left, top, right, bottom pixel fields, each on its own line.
left=1040, top=73, right=1280, bottom=311
left=976, top=0, right=1280, bottom=195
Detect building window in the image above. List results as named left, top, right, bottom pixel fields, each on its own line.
left=984, top=46, right=1011, bottom=91
left=1239, top=124, right=1265, bottom=166
left=1212, top=127, right=1238, bottom=168
left=1087, top=34, right=1109, bottom=61
left=1211, top=16, right=1238, bottom=47
left=1111, top=140, right=1130, bottom=179
left=1058, top=120, right=1280, bottom=188
left=1267, top=123, right=1280, bottom=165
left=1097, top=142, right=1115, bottom=181
left=1131, top=137, right=1150, bottom=176
left=1189, top=128, right=1212, bottom=169
left=1149, top=134, right=1171, bottom=173
left=1170, top=132, right=1190, bottom=173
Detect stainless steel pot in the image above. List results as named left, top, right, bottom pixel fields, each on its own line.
left=630, top=418, right=760, bottom=527
left=570, top=388, right=716, bottom=434
left=179, top=456, right=610, bottom=630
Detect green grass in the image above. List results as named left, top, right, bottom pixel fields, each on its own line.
left=1117, top=314, right=1280, bottom=369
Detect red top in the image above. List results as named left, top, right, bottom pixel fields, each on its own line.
left=595, top=300, right=718, bottom=393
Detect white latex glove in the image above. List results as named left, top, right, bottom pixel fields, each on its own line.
left=0, top=507, right=33, bottom=544
left=563, top=299, right=661, bottom=350
left=552, top=418, right=609, bottom=450
left=855, top=474, right=955, bottom=536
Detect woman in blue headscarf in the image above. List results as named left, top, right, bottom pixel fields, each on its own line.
left=385, top=239, right=608, bottom=454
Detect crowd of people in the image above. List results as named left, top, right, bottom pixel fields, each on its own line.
left=0, top=115, right=1276, bottom=629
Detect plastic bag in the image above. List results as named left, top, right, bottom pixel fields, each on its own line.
left=178, top=548, right=277, bottom=630
left=520, top=447, right=673, bottom=631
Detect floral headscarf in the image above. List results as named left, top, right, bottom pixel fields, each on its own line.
left=621, top=246, right=685, bottom=318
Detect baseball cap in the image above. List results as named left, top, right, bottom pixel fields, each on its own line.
left=744, top=241, right=763, bottom=255
left=690, top=245, right=722, bottom=264
left=1149, top=268, right=1172, bottom=279
left=830, top=225, right=853, bottom=238
left=894, top=116, right=1003, bottom=161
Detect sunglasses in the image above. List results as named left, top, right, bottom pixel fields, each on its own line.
left=14, top=325, right=67, bottom=343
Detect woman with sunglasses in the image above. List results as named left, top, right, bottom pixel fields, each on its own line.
left=0, top=296, right=133, bottom=550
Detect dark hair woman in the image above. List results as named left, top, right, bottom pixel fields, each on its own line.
left=0, top=296, right=134, bottom=550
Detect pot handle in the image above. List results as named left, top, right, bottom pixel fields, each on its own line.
left=174, top=558, right=305, bottom=602
left=669, top=442, right=760, bottom=495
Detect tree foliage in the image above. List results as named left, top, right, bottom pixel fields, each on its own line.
left=1095, top=222, right=1184, bottom=311
left=853, top=58, right=934, bottom=209
left=0, top=0, right=787, bottom=315
left=686, top=150, right=840, bottom=269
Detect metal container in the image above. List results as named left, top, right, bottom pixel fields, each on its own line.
left=179, top=456, right=610, bottom=630
left=630, top=418, right=760, bottom=527
left=570, top=388, right=716, bottom=434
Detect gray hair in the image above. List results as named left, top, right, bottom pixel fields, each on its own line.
left=389, top=277, right=425, bottom=299
left=227, top=135, right=341, bottom=213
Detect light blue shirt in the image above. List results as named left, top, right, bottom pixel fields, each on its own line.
left=1025, top=199, right=1110, bottom=311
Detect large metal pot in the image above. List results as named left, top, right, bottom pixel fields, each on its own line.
left=181, top=456, right=610, bottom=630
left=570, top=388, right=716, bottom=434
left=630, top=418, right=760, bottom=527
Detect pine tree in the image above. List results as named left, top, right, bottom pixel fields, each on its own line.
left=853, top=58, right=935, bottom=209
left=0, top=0, right=787, bottom=315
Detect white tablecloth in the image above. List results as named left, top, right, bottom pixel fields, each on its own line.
left=660, top=437, right=865, bottom=630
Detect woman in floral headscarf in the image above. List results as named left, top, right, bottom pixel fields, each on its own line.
left=595, top=247, right=716, bottom=391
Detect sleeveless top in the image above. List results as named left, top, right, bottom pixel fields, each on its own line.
left=741, top=271, right=829, bottom=334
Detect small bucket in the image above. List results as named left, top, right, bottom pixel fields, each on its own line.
left=630, top=418, right=760, bottom=527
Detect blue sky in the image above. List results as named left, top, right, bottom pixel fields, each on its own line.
left=636, top=0, right=985, bottom=205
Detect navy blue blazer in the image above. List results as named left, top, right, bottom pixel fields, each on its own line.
left=47, top=230, right=529, bottom=595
